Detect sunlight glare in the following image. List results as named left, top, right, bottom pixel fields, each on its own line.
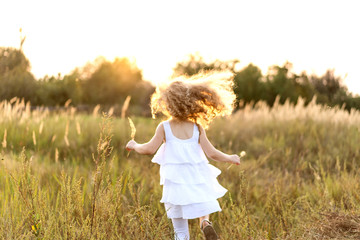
left=0, top=0, right=359, bottom=94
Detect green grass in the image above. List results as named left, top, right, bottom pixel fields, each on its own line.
left=1, top=98, right=360, bottom=239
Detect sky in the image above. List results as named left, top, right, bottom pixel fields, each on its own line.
left=1, top=0, right=359, bottom=95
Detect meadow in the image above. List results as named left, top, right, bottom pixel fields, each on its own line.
left=1, top=97, right=360, bottom=240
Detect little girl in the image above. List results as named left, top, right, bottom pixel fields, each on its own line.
left=126, top=71, right=240, bottom=240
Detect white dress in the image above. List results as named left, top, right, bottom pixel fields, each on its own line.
left=151, top=120, right=227, bottom=219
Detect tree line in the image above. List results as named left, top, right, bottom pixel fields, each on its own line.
left=174, top=55, right=360, bottom=111
left=0, top=47, right=154, bottom=116
left=1, top=47, right=360, bottom=116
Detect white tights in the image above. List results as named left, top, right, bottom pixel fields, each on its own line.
left=171, top=218, right=190, bottom=240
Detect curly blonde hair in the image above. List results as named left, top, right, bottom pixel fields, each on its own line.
left=151, top=70, right=236, bottom=128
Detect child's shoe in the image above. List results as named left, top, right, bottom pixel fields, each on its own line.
left=201, top=219, right=219, bottom=240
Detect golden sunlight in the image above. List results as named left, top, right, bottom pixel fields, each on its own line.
left=0, top=0, right=359, bottom=94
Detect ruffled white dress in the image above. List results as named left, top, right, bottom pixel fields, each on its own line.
left=151, top=121, right=227, bottom=219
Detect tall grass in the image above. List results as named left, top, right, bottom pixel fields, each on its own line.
left=0, top=97, right=360, bottom=239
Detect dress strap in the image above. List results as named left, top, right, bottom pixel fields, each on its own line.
left=162, top=121, right=173, bottom=141
left=164, top=120, right=200, bottom=142
left=193, top=123, right=199, bottom=142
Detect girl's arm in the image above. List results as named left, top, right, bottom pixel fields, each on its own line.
left=126, top=123, right=165, bottom=155
left=199, top=126, right=240, bottom=165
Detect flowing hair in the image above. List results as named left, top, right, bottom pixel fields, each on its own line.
left=151, top=70, right=236, bottom=128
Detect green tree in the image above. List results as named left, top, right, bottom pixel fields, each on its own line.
left=310, top=70, right=345, bottom=104
left=82, top=57, right=143, bottom=105
left=173, top=54, right=266, bottom=109
left=292, top=72, right=315, bottom=104
left=0, top=47, right=36, bottom=101
left=233, top=64, right=265, bottom=107
left=265, top=62, right=316, bottom=106
left=266, top=62, right=298, bottom=105
left=309, top=70, right=360, bottom=110
left=79, top=57, right=155, bottom=115
left=34, top=72, right=82, bottom=106
left=173, top=54, right=239, bottom=76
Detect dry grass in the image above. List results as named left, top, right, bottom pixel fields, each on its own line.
left=0, top=97, right=360, bottom=239
left=302, top=212, right=360, bottom=240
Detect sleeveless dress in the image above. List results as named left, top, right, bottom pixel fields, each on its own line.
left=151, top=120, right=227, bottom=219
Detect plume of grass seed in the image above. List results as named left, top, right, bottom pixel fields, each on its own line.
left=39, top=121, right=44, bottom=134
left=64, top=99, right=72, bottom=108
left=51, top=134, right=57, bottom=143
left=108, top=106, right=114, bottom=116
left=127, top=117, right=136, bottom=157
left=32, top=131, right=36, bottom=146
left=93, top=104, right=101, bottom=117
left=121, top=95, right=131, bottom=119
left=2, top=129, right=6, bottom=148
left=64, top=121, right=70, bottom=147
left=9, top=97, right=17, bottom=104
left=55, top=148, right=59, bottom=163
left=76, top=120, right=81, bottom=135
left=128, top=117, right=136, bottom=140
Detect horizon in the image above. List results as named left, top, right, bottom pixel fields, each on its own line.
left=1, top=0, right=359, bottom=95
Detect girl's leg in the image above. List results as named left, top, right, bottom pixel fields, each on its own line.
left=171, top=218, right=190, bottom=240
left=200, top=214, right=219, bottom=240
left=199, top=215, right=210, bottom=228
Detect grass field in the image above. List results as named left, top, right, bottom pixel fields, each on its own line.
left=1, top=97, right=360, bottom=239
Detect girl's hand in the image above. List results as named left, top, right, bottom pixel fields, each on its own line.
left=229, top=154, right=240, bottom=165
left=126, top=140, right=137, bottom=151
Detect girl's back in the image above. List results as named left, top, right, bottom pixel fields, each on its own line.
left=167, top=120, right=195, bottom=140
